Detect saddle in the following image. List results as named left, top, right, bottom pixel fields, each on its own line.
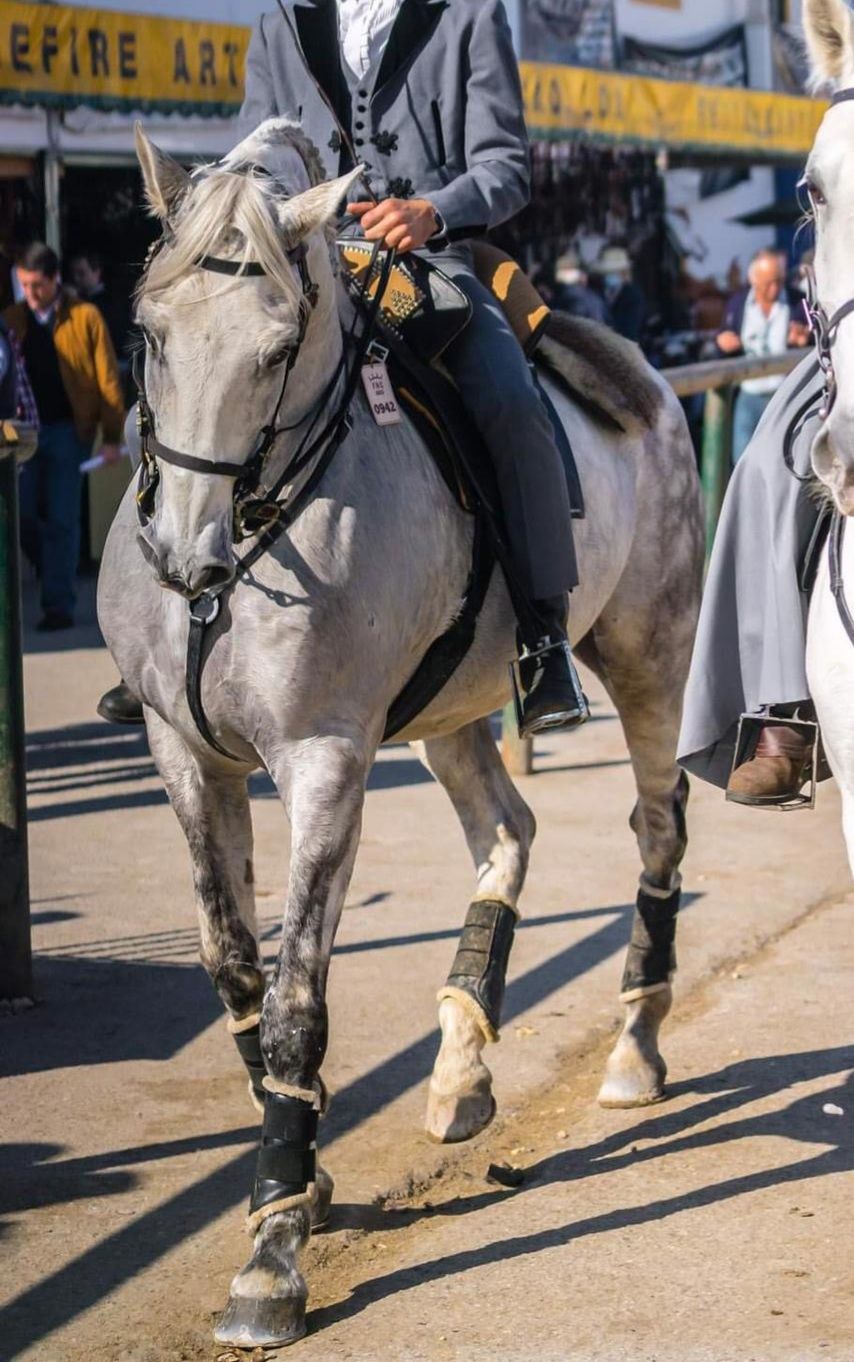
left=337, top=240, right=585, bottom=739
left=338, top=239, right=585, bottom=521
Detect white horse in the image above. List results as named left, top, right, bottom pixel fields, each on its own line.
left=802, top=0, right=854, bottom=872
left=98, top=119, right=703, bottom=1348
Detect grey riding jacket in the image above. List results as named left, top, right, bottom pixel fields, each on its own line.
left=239, top=0, right=531, bottom=237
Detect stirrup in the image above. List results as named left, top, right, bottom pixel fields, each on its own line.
left=509, top=638, right=590, bottom=739
left=726, top=712, right=819, bottom=812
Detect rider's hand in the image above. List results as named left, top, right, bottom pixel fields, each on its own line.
left=788, top=320, right=810, bottom=348
left=347, top=198, right=440, bottom=253
left=100, top=443, right=122, bottom=466
left=716, top=330, right=742, bottom=355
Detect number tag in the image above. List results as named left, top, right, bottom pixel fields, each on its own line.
left=361, top=361, right=401, bottom=426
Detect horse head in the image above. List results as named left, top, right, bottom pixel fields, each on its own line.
left=133, top=118, right=361, bottom=597
left=804, top=0, right=854, bottom=513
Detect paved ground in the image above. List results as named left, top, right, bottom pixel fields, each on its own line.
left=1, top=576, right=853, bottom=1361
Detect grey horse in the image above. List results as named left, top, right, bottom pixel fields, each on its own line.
left=98, top=118, right=703, bottom=1349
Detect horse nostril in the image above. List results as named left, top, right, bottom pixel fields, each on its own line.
left=191, top=563, right=235, bottom=596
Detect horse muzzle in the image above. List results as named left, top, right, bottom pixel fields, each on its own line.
left=136, top=529, right=236, bottom=599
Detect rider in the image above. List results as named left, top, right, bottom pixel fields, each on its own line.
left=678, top=350, right=825, bottom=808
left=100, top=0, right=586, bottom=733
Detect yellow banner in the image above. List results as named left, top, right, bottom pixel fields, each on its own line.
left=520, top=61, right=828, bottom=159
left=0, top=2, right=248, bottom=114
left=0, top=7, right=828, bottom=154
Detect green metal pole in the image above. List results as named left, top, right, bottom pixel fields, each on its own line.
left=0, top=441, right=32, bottom=1006
left=701, top=384, right=733, bottom=562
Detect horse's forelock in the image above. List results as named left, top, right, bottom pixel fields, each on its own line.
left=139, top=164, right=305, bottom=313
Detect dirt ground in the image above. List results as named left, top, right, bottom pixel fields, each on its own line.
left=2, top=579, right=853, bottom=1362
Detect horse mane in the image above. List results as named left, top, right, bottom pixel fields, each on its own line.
left=139, top=119, right=327, bottom=309
left=538, top=312, right=664, bottom=436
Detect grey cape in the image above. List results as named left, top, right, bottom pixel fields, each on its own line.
left=678, top=355, right=825, bottom=788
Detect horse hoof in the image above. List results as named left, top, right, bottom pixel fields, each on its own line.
left=214, top=1294, right=307, bottom=1349
left=425, top=1081, right=496, bottom=1143
left=311, top=1164, right=334, bottom=1231
left=597, top=1051, right=667, bottom=1109
left=597, top=1075, right=666, bottom=1109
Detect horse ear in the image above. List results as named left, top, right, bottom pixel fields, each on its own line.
left=135, top=123, right=192, bottom=220
left=804, top=0, right=854, bottom=90
left=279, top=166, right=366, bottom=240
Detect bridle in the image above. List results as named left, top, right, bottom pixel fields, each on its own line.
left=797, top=89, right=854, bottom=652
left=134, top=173, right=395, bottom=763
left=134, top=180, right=394, bottom=544
left=799, top=87, right=854, bottom=422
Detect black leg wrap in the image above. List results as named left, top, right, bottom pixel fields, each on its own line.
left=445, top=899, right=517, bottom=1036
left=231, top=1021, right=267, bottom=1108
left=620, top=887, right=681, bottom=997
left=250, top=1092, right=318, bottom=1218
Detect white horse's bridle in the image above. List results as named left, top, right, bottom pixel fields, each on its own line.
left=800, top=87, right=854, bottom=420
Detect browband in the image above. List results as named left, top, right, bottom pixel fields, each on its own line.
left=832, top=88, right=854, bottom=107
left=198, top=256, right=267, bottom=277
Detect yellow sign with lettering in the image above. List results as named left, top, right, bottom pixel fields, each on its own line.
left=519, top=61, right=828, bottom=159
left=0, top=6, right=829, bottom=156
left=0, top=2, right=248, bottom=114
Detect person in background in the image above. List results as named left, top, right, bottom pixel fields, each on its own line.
left=592, top=245, right=646, bottom=343
left=551, top=250, right=609, bottom=324
left=70, top=249, right=134, bottom=398
left=4, top=242, right=124, bottom=631
left=716, top=246, right=810, bottom=462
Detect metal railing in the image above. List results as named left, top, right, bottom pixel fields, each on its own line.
left=664, top=348, right=805, bottom=557
left=501, top=347, right=808, bottom=776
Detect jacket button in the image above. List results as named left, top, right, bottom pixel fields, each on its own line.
left=358, top=88, right=368, bottom=98
left=354, top=120, right=364, bottom=130
left=357, top=104, right=366, bottom=112
left=354, top=137, right=364, bottom=146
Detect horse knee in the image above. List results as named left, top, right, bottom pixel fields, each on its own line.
left=197, top=902, right=264, bottom=1016
left=261, top=987, right=328, bottom=1092
left=630, top=772, right=689, bottom=891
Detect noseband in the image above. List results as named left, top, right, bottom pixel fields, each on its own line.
left=800, top=86, right=854, bottom=421
left=135, top=230, right=322, bottom=541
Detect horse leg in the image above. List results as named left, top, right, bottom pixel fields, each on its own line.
left=574, top=634, right=690, bottom=1108
left=145, top=713, right=266, bottom=1089
left=215, top=733, right=368, bottom=1349
left=146, top=716, right=334, bottom=1236
left=418, top=719, right=536, bottom=1142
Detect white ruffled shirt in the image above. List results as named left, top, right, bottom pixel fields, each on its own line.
left=336, top=0, right=401, bottom=89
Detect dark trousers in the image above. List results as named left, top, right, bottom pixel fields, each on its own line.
left=19, top=420, right=88, bottom=618
left=436, top=248, right=578, bottom=600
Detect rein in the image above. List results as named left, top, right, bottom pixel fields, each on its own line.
left=829, top=512, right=854, bottom=648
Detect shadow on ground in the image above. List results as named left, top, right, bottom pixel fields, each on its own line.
left=0, top=892, right=706, bottom=1358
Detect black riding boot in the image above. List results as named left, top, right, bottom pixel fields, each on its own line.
left=517, top=596, right=589, bottom=737
left=97, top=680, right=145, bottom=725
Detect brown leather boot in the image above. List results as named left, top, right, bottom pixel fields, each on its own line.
left=726, top=724, right=813, bottom=807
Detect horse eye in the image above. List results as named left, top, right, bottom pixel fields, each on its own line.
left=808, top=179, right=827, bottom=208
left=264, top=344, right=293, bottom=369
left=142, top=326, right=163, bottom=358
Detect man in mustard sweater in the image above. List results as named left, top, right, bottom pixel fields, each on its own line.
left=5, top=242, right=125, bottom=630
